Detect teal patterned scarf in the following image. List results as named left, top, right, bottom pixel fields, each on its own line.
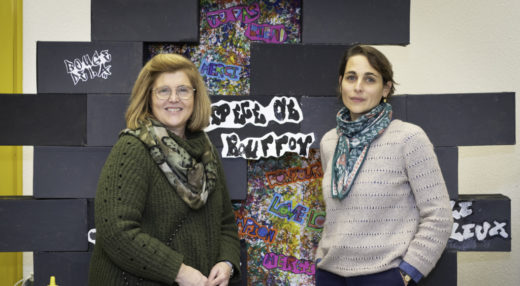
left=121, top=119, right=217, bottom=210
left=331, top=103, right=392, bottom=200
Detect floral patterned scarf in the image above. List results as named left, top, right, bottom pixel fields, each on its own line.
left=331, top=103, right=392, bottom=200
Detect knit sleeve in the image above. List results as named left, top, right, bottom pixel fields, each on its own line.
left=212, top=146, right=242, bottom=282
left=402, top=126, right=453, bottom=277
left=94, top=135, right=182, bottom=284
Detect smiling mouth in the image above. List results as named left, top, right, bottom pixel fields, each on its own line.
left=350, top=97, right=365, bottom=102
left=165, top=107, right=183, bottom=112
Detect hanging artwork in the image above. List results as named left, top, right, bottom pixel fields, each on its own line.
left=147, top=0, right=302, bottom=95
left=235, top=149, right=324, bottom=285
left=206, top=96, right=315, bottom=159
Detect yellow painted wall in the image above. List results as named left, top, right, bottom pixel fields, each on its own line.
left=0, top=0, right=24, bottom=285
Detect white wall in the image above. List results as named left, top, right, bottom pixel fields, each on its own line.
left=23, top=0, right=519, bottom=285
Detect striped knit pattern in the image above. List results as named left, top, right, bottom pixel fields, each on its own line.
left=316, top=119, right=453, bottom=278
left=88, top=133, right=240, bottom=286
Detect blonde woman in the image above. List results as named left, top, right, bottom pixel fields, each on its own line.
left=89, top=54, right=240, bottom=286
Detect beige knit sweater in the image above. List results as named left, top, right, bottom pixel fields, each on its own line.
left=316, top=119, right=453, bottom=278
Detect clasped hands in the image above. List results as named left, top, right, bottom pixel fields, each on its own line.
left=175, top=262, right=232, bottom=286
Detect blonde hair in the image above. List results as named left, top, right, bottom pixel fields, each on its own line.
left=125, top=53, right=211, bottom=131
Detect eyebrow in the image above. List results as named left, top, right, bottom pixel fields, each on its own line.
left=156, top=86, right=170, bottom=88
left=155, top=85, right=189, bottom=89
left=344, top=71, right=380, bottom=78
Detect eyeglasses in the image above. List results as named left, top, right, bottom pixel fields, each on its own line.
left=153, top=85, right=196, bottom=101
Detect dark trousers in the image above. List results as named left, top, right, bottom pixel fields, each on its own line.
left=316, top=268, right=414, bottom=286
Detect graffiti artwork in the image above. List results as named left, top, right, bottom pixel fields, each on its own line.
left=235, top=149, right=324, bottom=285
left=246, top=22, right=288, bottom=43
left=207, top=96, right=303, bottom=131
left=236, top=214, right=278, bottom=244
left=221, top=132, right=314, bottom=159
left=147, top=0, right=301, bottom=95
left=265, top=162, right=323, bottom=188
left=262, top=252, right=316, bottom=275
left=64, top=49, right=112, bottom=85
left=200, top=59, right=242, bottom=81
left=450, top=200, right=509, bottom=242
left=206, top=3, right=260, bottom=28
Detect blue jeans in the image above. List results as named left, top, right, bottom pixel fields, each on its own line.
left=316, top=268, right=412, bottom=286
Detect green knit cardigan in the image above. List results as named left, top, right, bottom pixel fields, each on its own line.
left=88, top=132, right=241, bottom=286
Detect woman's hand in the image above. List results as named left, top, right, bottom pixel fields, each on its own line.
left=175, top=264, right=208, bottom=286
left=207, top=261, right=232, bottom=286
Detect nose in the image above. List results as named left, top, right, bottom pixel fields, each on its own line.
left=167, top=92, right=180, bottom=102
left=354, top=78, right=363, bottom=92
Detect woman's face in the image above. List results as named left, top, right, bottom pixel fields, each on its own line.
left=340, top=55, right=391, bottom=121
left=151, top=71, right=194, bottom=137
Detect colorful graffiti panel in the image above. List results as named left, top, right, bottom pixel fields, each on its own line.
left=147, top=0, right=301, bottom=96
left=235, top=149, right=324, bottom=285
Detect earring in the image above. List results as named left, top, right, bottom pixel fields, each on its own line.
left=383, top=97, right=387, bottom=103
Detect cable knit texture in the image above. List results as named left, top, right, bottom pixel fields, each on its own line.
left=88, top=132, right=241, bottom=286
left=316, top=119, right=453, bottom=278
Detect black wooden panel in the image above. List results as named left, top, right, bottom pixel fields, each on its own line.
left=217, top=148, right=247, bottom=201
left=419, top=251, right=457, bottom=286
left=0, top=94, right=86, bottom=146
left=87, top=199, right=96, bottom=252
left=302, top=0, right=410, bottom=45
left=300, top=96, right=342, bottom=149
left=229, top=240, right=248, bottom=286
left=91, top=0, right=198, bottom=42
left=0, top=198, right=88, bottom=251
left=406, top=93, right=516, bottom=146
left=300, top=96, right=407, bottom=148
left=87, top=93, right=128, bottom=146
left=434, top=147, right=458, bottom=200
left=390, top=95, right=407, bottom=121
left=33, top=146, right=111, bottom=199
left=37, top=41, right=142, bottom=94
left=207, top=95, right=302, bottom=148
left=32, top=147, right=244, bottom=201
left=250, top=44, right=350, bottom=96
left=448, top=194, right=511, bottom=251
left=34, top=252, right=91, bottom=286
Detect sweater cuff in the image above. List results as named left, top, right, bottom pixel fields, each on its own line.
left=399, top=260, right=423, bottom=283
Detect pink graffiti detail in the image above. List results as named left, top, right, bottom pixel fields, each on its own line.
left=236, top=214, right=278, bottom=243
left=206, top=3, right=260, bottom=28
left=265, top=162, right=323, bottom=188
left=246, top=23, right=288, bottom=43
left=262, top=252, right=316, bottom=275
